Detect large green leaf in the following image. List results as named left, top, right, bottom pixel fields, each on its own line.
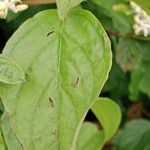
left=91, top=98, right=121, bottom=149
left=56, top=0, right=84, bottom=20
left=1, top=9, right=112, bottom=149
left=0, top=54, right=25, bottom=85
left=77, top=98, right=121, bottom=150
left=114, top=119, right=150, bottom=150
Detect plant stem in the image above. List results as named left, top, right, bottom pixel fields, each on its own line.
left=23, top=0, right=55, bottom=5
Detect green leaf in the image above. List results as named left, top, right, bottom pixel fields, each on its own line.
left=114, top=119, right=150, bottom=150
left=138, top=62, right=150, bottom=97
left=129, top=63, right=142, bottom=100
left=90, top=0, right=133, bottom=34
left=1, top=9, right=112, bottom=149
left=56, top=0, right=84, bottom=20
left=0, top=54, right=25, bottom=84
left=128, top=40, right=150, bottom=100
left=76, top=122, right=104, bottom=150
left=115, top=38, right=141, bottom=72
left=91, top=98, right=121, bottom=149
left=76, top=98, right=121, bottom=150
left=139, top=41, right=150, bottom=62
left=139, top=75, right=150, bottom=97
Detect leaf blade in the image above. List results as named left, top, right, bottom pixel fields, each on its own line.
left=1, top=9, right=112, bottom=150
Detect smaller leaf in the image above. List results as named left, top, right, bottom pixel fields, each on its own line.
left=116, top=38, right=141, bottom=72
left=91, top=97, right=121, bottom=149
left=129, top=61, right=150, bottom=100
left=77, top=122, right=104, bottom=150
left=77, top=98, right=121, bottom=150
left=56, top=0, right=84, bottom=20
left=0, top=54, right=25, bottom=84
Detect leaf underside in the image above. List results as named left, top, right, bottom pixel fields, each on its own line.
left=1, top=9, right=112, bottom=150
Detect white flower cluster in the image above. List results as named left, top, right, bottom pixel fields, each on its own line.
left=0, top=0, right=28, bottom=19
left=130, top=1, right=150, bottom=37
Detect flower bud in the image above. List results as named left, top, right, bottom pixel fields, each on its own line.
left=15, top=4, right=28, bottom=12
left=0, top=10, right=6, bottom=18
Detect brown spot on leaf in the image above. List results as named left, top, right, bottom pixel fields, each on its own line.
left=52, top=130, right=56, bottom=135
left=73, top=77, right=80, bottom=88
left=47, top=31, right=54, bottom=37
left=52, top=129, right=59, bottom=139
left=7, top=112, right=11, bottom=117
left=49, top=97, right=55, bottom=108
